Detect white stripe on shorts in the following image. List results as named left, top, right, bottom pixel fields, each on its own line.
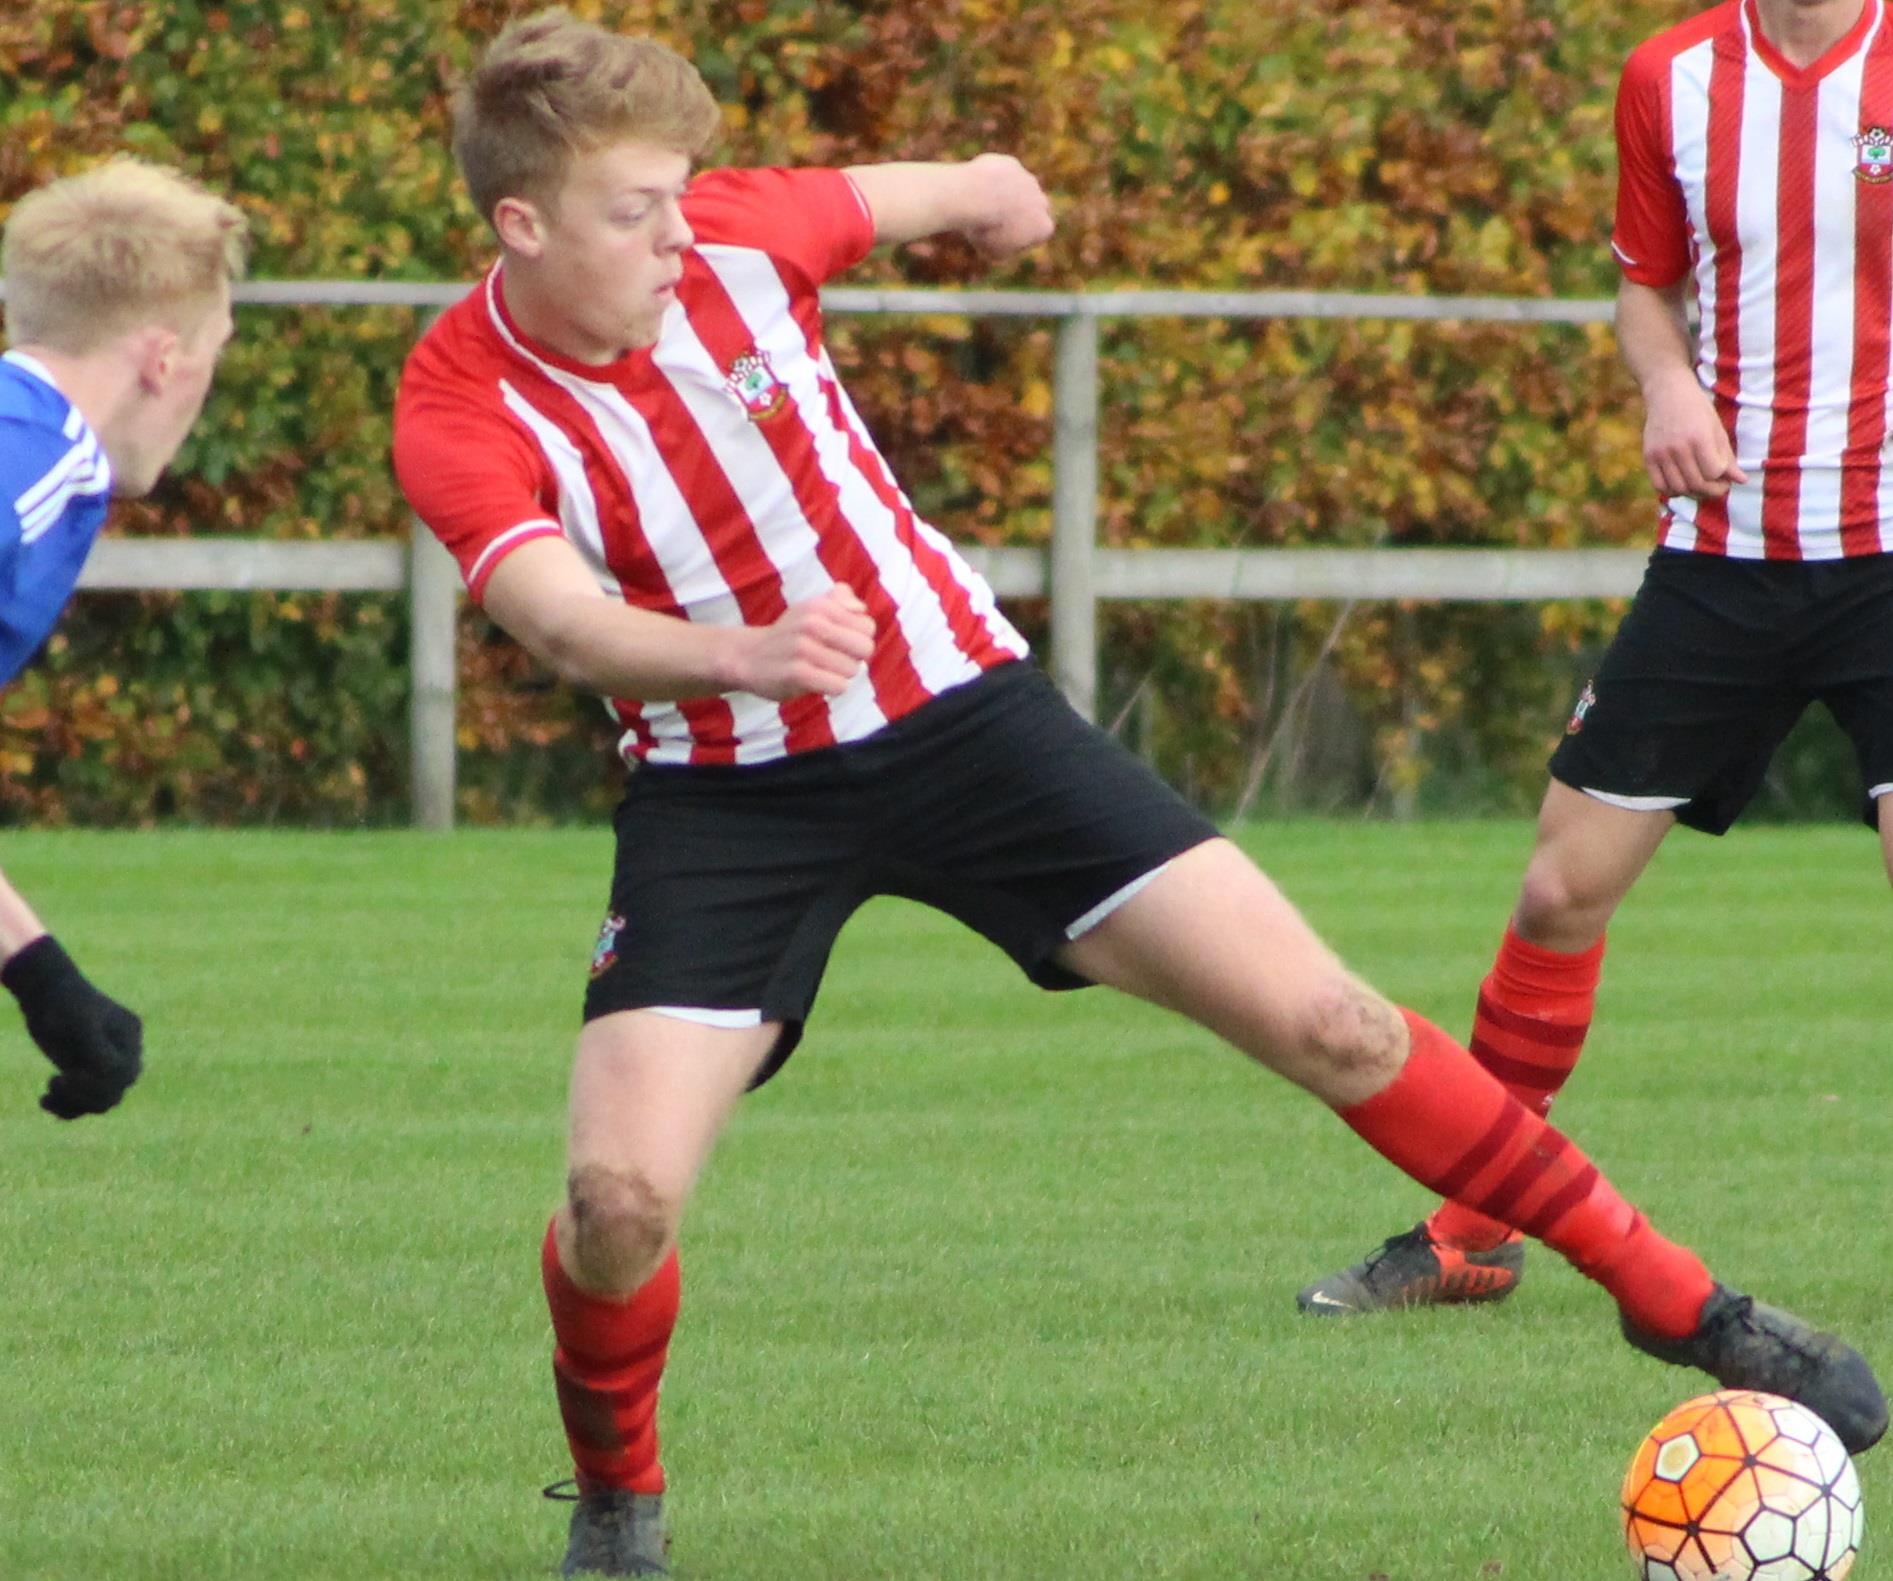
left=1870, top=783, right=1893, bottom=800
left=645, top=1005, right=766, bottom=1029
left=1063, top=859, right=1174, bottom=942
left=1581, top=788, right=1691, bottom=813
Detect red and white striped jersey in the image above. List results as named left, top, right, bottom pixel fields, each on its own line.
left=394, top=166, right=1027, bottom=768
left=1613, top=0, right=1893, bottom=559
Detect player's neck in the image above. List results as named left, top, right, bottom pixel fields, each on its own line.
left=1753, top=0, right=1869, bottom=68
left=497, top=261, right=652, bottom=368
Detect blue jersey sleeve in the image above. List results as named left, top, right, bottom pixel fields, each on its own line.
left=0, top=409, right=112, bottom=684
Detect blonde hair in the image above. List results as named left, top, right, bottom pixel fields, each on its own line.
left=2, top=158, right=248, bottom=354
left=454, top=7, right=721, bottom=226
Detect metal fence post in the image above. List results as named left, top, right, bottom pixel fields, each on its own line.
left=408, top=527, right=459, bottom=830
left=1050, top=309, right=1100, bottom=722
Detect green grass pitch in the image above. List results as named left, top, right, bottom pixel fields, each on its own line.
left=0, top=820, right=1887, bottom=1580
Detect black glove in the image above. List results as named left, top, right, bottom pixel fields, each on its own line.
left=2, top=935, right=143, bottom=1119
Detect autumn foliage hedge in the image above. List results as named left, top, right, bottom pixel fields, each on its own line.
left=9, top=0, right=1850, bottom=826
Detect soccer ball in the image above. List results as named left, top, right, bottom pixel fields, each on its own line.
left=1621, top=1390, right=1864, bottom=1580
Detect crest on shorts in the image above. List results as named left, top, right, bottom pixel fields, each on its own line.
left=590, top=912, right=626, bottom=980
left=1856, top=127, right=1893, bottom=182
left=723, top=347, right=789, bottom=422
left=1566, top=680, right=1597, bottom=736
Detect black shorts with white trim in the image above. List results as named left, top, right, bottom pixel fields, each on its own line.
left=1548, top=548, right=1893, bottom=835
left=582, top=659, right=1218, bottom=1085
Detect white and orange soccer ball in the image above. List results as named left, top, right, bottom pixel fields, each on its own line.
left=1621, top=1390, right=1865, bottom=1580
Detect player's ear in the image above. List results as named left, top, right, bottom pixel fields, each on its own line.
left=494, top=195, right=546, bottom=257
left=130, top=325, right=180, bottom=395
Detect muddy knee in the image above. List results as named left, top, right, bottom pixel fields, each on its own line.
left=1294, top=977, right=1408, bottom=1099
left=564, top=1164, right=678, bottom=1296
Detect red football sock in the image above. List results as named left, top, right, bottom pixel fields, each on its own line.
left=1341, top=1010, right=1713, bottom=1339
left=541, top=1219, right=679, bottom=1495
left=1429, top=927, right=1605, bottom=1252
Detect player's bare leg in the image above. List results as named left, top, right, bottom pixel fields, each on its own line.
left=1302, top=784, right=1678, bottom=1312
left=549, top=1012, right=777, bottom=1578
left=1511, top=781, right=1676, bottom=951
left=1059, top=839, right=1887, bottom=1452
left=1877, top=790, right=1893, bottom=891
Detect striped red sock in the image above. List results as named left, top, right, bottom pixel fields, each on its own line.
left=1429, top=927, right=1605, bottom=1251
left=541, top=1219, right=679, bottom=1495
left=1342, top=1010, right=1712, bottom=1339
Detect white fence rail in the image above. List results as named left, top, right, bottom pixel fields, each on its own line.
left=32, top=280, right=1632, bottom=827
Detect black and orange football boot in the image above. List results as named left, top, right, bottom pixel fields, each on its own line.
left=1296, top=1223, right=1524, bottom=1315
left=1623, top=1284, right=1888, bottom=1456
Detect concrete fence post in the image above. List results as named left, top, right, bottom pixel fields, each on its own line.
left=407, top=527, right=459, bottom=830
left=1050, top=311, right=1100, bottom=722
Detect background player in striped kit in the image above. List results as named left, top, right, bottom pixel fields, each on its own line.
left=0, top=159, right=245, bottom=1118
left=392, top=10, right=1888, bottom=1576
left=1300, top=0, right=1893, bottom=1314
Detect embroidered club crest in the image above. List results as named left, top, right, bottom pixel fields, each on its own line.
left=590, top=912, right=626, bottom=980
left=1856, top=127, right=1893, bottom=183
left=1566, top=680, right=1597, bottom=737
left=724, top=347, right=789, bottom=422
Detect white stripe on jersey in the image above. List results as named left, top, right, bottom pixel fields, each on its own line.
left=1802, top=51, right=1869, bottom=541
left=496, top=383, right=662, bottom=750
left=1662, top=4, right=1893, bottom=558
left=583, top=384, right=797, bottom=766
left=697, top=245, right=1027, bottom=691
left=495, top=382, right=616, bottom=586
left=1726, top=58, right=1782, bottom=557
left=647, top=299, right=890, bottom=748
left=490, top=330, right=792, bottom=764
left=816, top=344, right=1029, bottom=664
left=1666, top=37, right=1719, bottom=554
left=15, top=433, right=110, bottom=544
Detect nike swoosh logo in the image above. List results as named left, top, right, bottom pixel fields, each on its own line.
left=1304, top=1293, right=1350, bottom=1309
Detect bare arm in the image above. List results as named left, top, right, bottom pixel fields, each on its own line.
left=1617, top=276, right=1748, bottom=501
left=0, top=871, right=47, bottom=962
left=843, top=154, right=1054, bottom=260
left=480, top=536, right=876, bottom=703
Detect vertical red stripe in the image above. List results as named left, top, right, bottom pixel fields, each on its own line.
left=783, top=298, right=1019, bottom=678
left=1696, top=35, right=1748, bottom=555
left=685, top=266, right=933, bottom=722
left=818, top=367, right=1017, bottom=674
left=611, top=699, right=658, bottom=761
left=634, top=369, right=837, bottom=755
left=507, top=364, right=740, bottom=764
left=1763, top=82, right=1820, bottom=559
left=1844, top=36, right=1893, bottom=555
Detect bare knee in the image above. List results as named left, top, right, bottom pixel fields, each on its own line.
left=1514, top=850, right=1614, bottom=948
left=1287, top=976, right=1408, bottom=1104
left=564, top=1163, right=677, bottom=1296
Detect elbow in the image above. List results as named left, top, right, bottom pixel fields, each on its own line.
left=533, top=626, right=611, bottom=695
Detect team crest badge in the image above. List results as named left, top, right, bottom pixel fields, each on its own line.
left=724, top=347, right=789, bottom=422
left=590, top=912, right=626, bottom=980
left=1566, top=680, right=1597, bottom=736
left=1856, top=127, right=1893, bottom=183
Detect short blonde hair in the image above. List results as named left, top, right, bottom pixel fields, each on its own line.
left=2, top=159, right=248, bottom=353
left=454, top=8, right=721, bottom=227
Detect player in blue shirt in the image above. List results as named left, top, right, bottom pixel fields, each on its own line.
left=0, top=159, right=245, bottom=1117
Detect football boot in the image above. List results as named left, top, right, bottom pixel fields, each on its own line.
left=1296, top=1222, right=1525, bottom=1315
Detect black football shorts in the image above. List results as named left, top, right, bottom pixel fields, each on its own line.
left=583, top=660, right=1219, bottom=1083
left=1548, top=548, right=1893, bottom=834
